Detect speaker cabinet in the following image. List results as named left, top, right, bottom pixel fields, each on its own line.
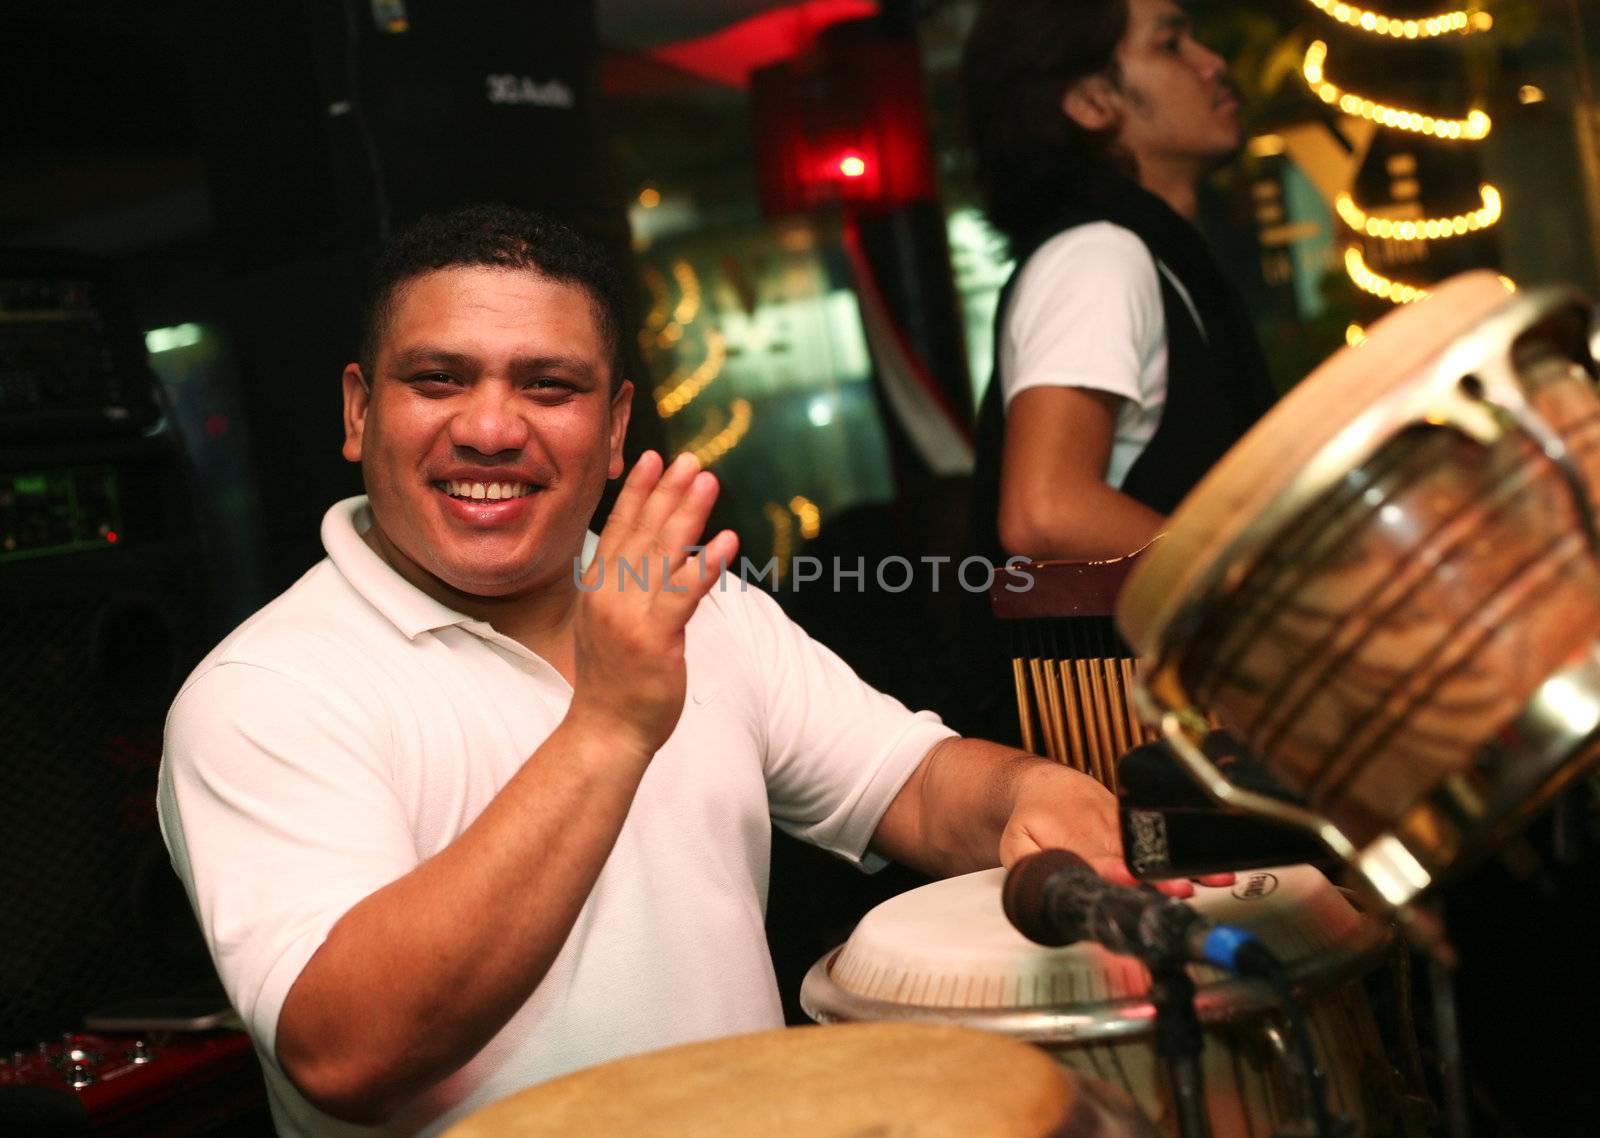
left=0, top=436, right=218, bottom=1049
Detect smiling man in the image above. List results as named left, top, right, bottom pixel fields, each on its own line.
left=964, top=0, right=1279, bottom=563
left=155, top=206, right=1179, bottom=1138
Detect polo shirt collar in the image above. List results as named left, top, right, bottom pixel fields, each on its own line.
left=319, top=496, right=599, bottom=641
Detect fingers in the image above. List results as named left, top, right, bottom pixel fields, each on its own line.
left=669, top=527, right=739, bottom=606
left=588, top=451, right=737, bottom=612
left=1193, top=873, right=1235, bottom=888
left=656, top=470, right=720, bottom=573
left=595, top=449, right=664, bottom=561
left=625, top=452, right=703, bottom=558
left=593, top=451, right=719, bottom=586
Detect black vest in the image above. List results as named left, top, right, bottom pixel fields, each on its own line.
left=968, top=186, right=1277, bottom=564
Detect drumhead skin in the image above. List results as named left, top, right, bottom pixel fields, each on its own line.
left=441, top=1022, right=1152, bottom=1138
left=814, top=865, right=1378, bottom=1019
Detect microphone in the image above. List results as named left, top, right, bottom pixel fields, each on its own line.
left=1001, top=849, right=1280, bottom=976
left=1117, top=740, right=1328, bottom=881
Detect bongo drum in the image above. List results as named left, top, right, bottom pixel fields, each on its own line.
left=801, top=866, right=1396, bottom=1138
left=1118, top=272, right=1600, bottom=917
left=440, top=1022, right=1156, bottom=1138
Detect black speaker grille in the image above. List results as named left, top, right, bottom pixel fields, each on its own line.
left=0, top=546, right=214, bottom=1049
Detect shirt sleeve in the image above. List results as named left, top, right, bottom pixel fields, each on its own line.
left=710, top=582, right=957, bottom=871
left=999, top=221, right=1166, bottom=410
left=158, top=661, right=418, bottom=1061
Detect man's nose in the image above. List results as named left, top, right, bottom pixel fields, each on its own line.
left=1194, top=42, right=1228, bottom=82
left=449, top=383, right=531, bottom=457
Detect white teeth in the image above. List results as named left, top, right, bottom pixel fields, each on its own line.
left=440, top=480, right=532, bottom=500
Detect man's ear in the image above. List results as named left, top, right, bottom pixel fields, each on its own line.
left=341, top=363, right=370, bottom=464
left=1062, top=73, right=1120, bottom=133
left=608, top=379, right=634, bottom=479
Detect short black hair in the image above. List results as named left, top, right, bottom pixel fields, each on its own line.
left=358, top=204, right=627, bottom=388
left=961, top=0, right=1133, bottom=252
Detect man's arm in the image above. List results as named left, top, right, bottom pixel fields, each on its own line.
left=271, top=452, right=738, bottom=1124
left=871, top=737, right=1203, bottom=895
left=997, top=386, right=1165, bottom=561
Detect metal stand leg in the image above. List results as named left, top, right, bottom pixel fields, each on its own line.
left=1429, top=951, right=1470, bottom=1138
left=1151, top=964, right=1211, bottom=1138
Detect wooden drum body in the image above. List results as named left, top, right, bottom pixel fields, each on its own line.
left=801, top=866, right=1396, bottom=1138
left=1118, top=273, right=1600, bottom=913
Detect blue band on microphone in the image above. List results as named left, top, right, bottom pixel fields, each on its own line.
left=1201, top=924, right=1261, bottom=972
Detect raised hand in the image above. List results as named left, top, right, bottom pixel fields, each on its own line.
left=567, top=451, right=740, bottom=762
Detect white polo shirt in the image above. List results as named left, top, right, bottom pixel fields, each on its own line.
left=158, top=496, right=954, bottom=1138
left=999, top=221, right=1204, bottom=488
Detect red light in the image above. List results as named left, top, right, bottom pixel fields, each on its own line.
left=105, top=531, right=119, bottom=544
left=751, top=30, right=938, bottom=215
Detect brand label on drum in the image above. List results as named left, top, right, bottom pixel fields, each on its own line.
left=1230, top=872, right=1278, bottom=900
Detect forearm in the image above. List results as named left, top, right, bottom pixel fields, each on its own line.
left=872, top=738, right=1123, bottom=879
left=871, top=739, right=1052, bottom=876
left=999, top=478, right=1164, bottom=562
left=275, top=713, right=649, bottom=1123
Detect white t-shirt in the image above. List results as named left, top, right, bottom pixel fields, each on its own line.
left=158, top=497, right=954, bottom=1138
left=997, top=221, right=1202, bottom=488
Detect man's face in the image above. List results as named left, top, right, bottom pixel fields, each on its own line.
left=341, top=266, right=631, bottom=602
left=1109, top=0, right=1241, bottom=171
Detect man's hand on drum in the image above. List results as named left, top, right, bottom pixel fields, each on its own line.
left=570, top=451, right=739, bottom=764
left=998, top=761, right=1232, bottom=898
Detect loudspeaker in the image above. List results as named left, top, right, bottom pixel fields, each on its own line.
left=0, top=434, right=218, bottom=1050
left=185, top=0, right=605, bottom=271
left=181, top=0, right=617, bottom=589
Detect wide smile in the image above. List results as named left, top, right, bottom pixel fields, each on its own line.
left=431, top=478, right=544, bottom=523
left=434, top=478, right=538, bottom=502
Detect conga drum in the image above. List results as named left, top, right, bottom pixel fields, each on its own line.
left=440, top=1022, right=1156, bottom=1137
left=1118, top=272, right=1600, bottom=917
left=801, top=866, right=1397, bottom=1137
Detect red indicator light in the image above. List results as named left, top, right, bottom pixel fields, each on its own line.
left=837, top=152, right=867, bottom=178
left=106, top=531, right=119, bottom=544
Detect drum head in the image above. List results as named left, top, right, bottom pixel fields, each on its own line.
left=812, top=865, right=1376, bottom=1020
left=1119, top=270, right=1522, bottom=659
left=441, top=1022, right=1147, bottom=1138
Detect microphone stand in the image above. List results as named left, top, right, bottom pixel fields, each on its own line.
left=1149, top=961, right=1211, bottom=1138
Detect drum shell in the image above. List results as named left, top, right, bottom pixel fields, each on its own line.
left=1119, top=278, right=1600, bottom=908
left=802, top=867, right=1400, bottom=1138
left=1177, top=343, right=1600, bottom=855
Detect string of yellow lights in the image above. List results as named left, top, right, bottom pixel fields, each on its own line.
left=1303, top=41, right=1490, bottom=139
left=1344, top=245, right=1430, bottom=303
left=1335, top=184, right=1502, bottom=240
left=655, top=329, right=728, bottom=418
left=788, top=495, right=821, bottom=540
left=688, top=398, right=753, bottom=466
left=1303, top=0, right=1490, bottom=39
left=763, top=502, right=795, bottom=582
left=671, top=260, right=701, bottom=325
left=1346, top=246, right=1516, bottom=305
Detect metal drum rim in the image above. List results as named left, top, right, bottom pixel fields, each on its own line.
left=799, top=920, right=1390, bottom=1045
